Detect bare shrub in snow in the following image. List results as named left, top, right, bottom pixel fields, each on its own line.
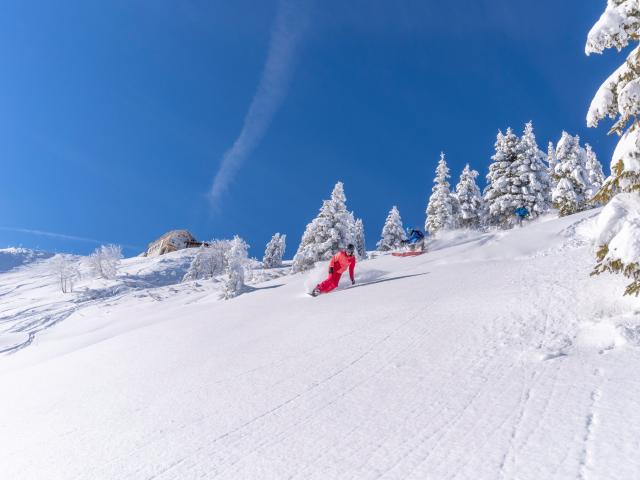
left=89, top=244, right=123, bottom=280
left=51, top=254, right=80, bottom=293
left=586, top=1, right=640, bottom=294
left=263, top=233, right=286, bottom=268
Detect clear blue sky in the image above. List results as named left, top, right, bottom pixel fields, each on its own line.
left=0, top=0, right=623, bottom=257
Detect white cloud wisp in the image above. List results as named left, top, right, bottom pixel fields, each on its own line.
left=210, top=0, right=309, bottom=205
left=0, top=227, right=140, bottom=250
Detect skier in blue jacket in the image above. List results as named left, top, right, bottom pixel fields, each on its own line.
left=401, top=228, right=426, bottom=252
left=515, top=207, right=530, bottom=227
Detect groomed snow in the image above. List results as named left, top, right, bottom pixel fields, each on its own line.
left=2, top=212, right=640, bottom=479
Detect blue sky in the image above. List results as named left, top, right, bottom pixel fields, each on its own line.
left=0, top=0, right=623, bottom=257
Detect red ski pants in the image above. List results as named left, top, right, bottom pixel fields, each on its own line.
left=317, top=272, right=344, bottom=293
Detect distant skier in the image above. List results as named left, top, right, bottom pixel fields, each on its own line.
left=401, top=228, right=426, bottom=252
left=514, top=207, right=530, bottom=227
left=311, top=244, right=356, bottom=296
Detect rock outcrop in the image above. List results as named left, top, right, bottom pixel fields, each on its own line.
left=144, top=230, right=198, bottom=257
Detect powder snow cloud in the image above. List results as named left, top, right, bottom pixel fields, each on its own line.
left=209, top=0, right=309, bottom=205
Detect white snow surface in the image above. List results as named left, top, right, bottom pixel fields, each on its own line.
left=2, top=212, right=640, bottom=479
left=0, top=247, right=53, bottom=273
left=595, top=193, right=640, bottom=266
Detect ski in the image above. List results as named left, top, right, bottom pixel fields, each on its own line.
left=392, top=251, right=425, bottom=257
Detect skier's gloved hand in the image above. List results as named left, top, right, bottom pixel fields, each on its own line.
left=329, top=267, right=334, bottom=274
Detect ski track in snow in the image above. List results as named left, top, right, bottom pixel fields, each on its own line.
left=2, top=211, right=640, bottom=479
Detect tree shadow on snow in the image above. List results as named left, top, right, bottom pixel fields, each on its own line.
left=344, top=273, right=428, bottom=291
left=243, top=284, right=285, bottom=294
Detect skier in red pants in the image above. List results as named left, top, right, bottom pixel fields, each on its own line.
left=311, top=244, right=357, bottom=296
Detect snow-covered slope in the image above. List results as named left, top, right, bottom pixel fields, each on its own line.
left=0, top=247, right=52, bottom=273
left=2, top=212, right=639, bottom=479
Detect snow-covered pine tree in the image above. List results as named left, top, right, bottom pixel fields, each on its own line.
left=377, top=206, right=406, bottom=251
left=551, top=132, right=592, bottom=216
left=584, top=143, right=606, bottom=203
left=455, top=164, right=484, bottom=229
left=263, top=233, right=286, bottom=268
left=586, top=1, right=640, bottom=295
left=547, top=141, right=557, bottom=191
left=425, top=152, right=459, bottom=235
left=483, top=128, right=521, bottom=227
left=223, top=236, right=249, bottom=299
left=517, top=121, right=552, bottom=216
left=292, top=181, right=356, bottom=272
left=182, top=240, right=230, bottom=282
left=354, top=218, right=367, bottom=259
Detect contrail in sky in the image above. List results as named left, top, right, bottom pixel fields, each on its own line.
left=0, top=227, right=103, bottom=244
left=0, top=227, right=140, bottom=250
left=210, top=0, right=310, bottom=205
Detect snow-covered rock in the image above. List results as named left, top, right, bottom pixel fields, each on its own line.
left=144, top=229, right=198, bottom=257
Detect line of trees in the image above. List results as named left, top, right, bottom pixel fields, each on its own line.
left=376, top=123, right=607, bottom=250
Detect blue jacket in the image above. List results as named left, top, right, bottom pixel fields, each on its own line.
left=515, top=207, right=530, bottom=218
left=406, top=229, right=425, bottom=244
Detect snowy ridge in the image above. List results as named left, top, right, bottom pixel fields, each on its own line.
left=2, top=212, right=640, bottom=479
left=0, top=247, right=53, bottom=273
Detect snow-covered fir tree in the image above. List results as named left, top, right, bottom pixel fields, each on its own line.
left=455, top=164, right=484, bottom=229
left=586, top=1, right=640, bottom=295
left=425, top=152, right=459, bottom=235
left=517, top=121, right=552, bottom=215
left=551, top=132, right=592, bottom=216
left=354, top=219, right=367, bottom=259
left=584, top=143, right=606, bottom=202
left=484, top=123, right=551, bottom=227
left=377, top=206, right=406, bottom=251
left=483, top=128, right=520, bottom=227
left=547, top=141, right=557, bottom=190
left=182, top=240, right=231, bottom=282
left=292, top=182, right=356, bottom=272
left=262, top=233, right=286, bottom=268
left=223, top=236, right=249, bottom=299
